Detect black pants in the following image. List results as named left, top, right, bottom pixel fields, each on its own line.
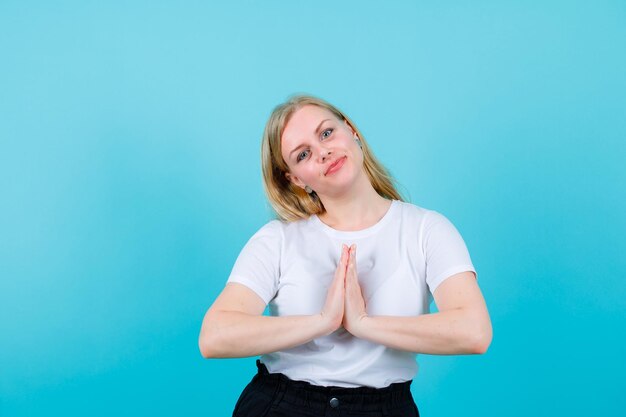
left=232, top=360, right=420, bottom=417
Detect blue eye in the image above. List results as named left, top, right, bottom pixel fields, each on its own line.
left=297, top=149, right=309, bottom=162
left=321, top=128, right=333, bottom=139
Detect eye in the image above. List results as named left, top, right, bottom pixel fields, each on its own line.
left=296, top=149, right=310, bottom=162
left=321, top=128, right=333, bottom=139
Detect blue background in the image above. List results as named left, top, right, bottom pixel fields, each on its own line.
left=1, top=1, right=625, bottom=416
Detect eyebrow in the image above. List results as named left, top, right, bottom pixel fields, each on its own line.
left=288, top=119, right=331, bottom=159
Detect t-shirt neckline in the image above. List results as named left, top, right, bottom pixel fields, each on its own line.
left=311, top=199, right=398, bottom=239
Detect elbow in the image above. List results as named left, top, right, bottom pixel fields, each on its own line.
left=198, top=337, right=212, bottom=359
left=461, top=307, right=492, bottom=355
left=199, top=334, right=219, bottom=358
left=469, top=322, right=493, bottom=354
left=198, top=309, right=234, bottom=358
left=199, top=330, right=227, bottom=359
left=198, top=317, right=227, bottom=359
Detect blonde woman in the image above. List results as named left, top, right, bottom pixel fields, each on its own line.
left=199, top=95, right=492, bottom=417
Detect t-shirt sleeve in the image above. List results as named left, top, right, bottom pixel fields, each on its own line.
left=422, top=210, right=477, bottom=295
left=226, top=220, right=283, bottom=305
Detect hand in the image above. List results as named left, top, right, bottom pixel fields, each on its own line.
left=320, top=244, right=349, bottom=334
left=343, top=244, right=368, bottom=336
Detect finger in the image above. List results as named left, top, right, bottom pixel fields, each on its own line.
left=335, top=245, right=348, bottom=277
left=347, top=244, right=357, bottom=279
left=344, top=245, right=351, bottom=267
left=346, top=267, right=358, bottom=295
left=348, top=244, right=356, bottom=269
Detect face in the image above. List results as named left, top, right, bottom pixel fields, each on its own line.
left=280, top=104, right=363, bottom=197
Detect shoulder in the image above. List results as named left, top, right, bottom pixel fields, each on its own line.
left=393, top=201, right=463, bottom=247
left=395, top=200, right=427, bottom=214
left=240, top=219, right=285, bottom=248
left=396, top=200, right=453, bottom=224
left=393, top=200, right=433, bottom=226
left=255, top=219, right=285, bottom=234
left=247, top=216, right=312, bottom=242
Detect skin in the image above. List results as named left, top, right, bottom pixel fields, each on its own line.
left=198, top=105, right=493, bottom=358
left=281, top=105, right=392, bottom=230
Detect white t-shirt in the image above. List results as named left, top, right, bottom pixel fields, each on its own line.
left=227, top=199, right=477, bottom=388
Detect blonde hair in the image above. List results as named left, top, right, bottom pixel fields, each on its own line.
left=261, top=94, right=405, bottom=222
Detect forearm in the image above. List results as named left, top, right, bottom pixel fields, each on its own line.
left=199, top=311, right=328, bottom=358
left=353, top=308, right=492, bottom=355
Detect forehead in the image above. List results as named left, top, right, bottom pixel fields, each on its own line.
left=281, top=105, right=337, bottom=148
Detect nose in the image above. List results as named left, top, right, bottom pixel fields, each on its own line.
left=319, top=148, right=331, bottom=161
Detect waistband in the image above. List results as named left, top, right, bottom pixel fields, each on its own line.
left=252, top=360, right=414, bottom=412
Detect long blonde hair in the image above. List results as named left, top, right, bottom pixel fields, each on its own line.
left=261, top=94, right=404, bottom=222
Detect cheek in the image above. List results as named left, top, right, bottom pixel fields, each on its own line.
left=292, top=164, right=316, bottom=182
left=349, top=144, right=365, bottom=170
left=305, top=165, right=320, bottom=179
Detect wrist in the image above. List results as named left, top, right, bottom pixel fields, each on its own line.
left=348, top=313, right=370, bottom=338
left=317, top=312, right=341, bottom=337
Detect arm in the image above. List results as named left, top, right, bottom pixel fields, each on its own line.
left=344, top=246, right=492, bottom=355
left=199, top=245, right=349, bottom=358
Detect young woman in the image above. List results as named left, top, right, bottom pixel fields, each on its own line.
left=199, top=95, right=492, bottom=417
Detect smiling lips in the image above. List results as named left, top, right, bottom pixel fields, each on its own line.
left=325, top=156, right=347, bottom=175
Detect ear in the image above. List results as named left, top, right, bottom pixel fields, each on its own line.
left=284, top=171, right=306, bottom=189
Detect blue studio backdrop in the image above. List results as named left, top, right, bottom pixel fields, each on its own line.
left=1, top=1, right=625, bottom=416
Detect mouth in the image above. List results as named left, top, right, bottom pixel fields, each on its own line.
left=325, top=156, right=347, bottom=175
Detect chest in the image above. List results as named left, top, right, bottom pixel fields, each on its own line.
left=269, top=234, right=429, bottom=317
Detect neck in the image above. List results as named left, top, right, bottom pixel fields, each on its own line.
left=316, top=172, right=392, bottom=231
